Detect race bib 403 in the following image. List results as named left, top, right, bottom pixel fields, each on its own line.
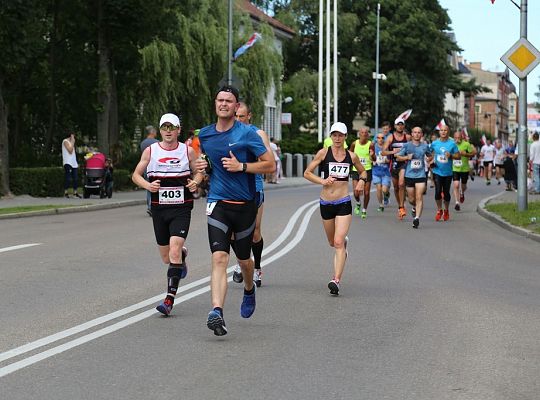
left=158, top=186, right=185, bottom=204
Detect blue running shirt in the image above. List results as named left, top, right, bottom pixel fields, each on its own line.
left=199, top=121, right=268, bottom=202
left=430, top=139, right=459, bottom=177
left=398, top=142, right=432, bottom=179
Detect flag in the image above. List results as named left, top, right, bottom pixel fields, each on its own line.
left=233, top=33, right=262, bottom=60
left=462, top=127, right=469, bottom=141
left=394, top=109, right=412, bottom=125
left=481, top=134, right=487, bottom=145
left=435, top=118, right=446, bottom=131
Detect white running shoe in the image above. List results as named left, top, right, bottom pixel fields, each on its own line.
left=232, top=264, right=243, bottom=283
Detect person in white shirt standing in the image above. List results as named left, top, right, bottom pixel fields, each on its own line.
left=529, top=132, right=540, bottom=194
left=62, top=133, right=81, bottom=198
left=480, top=138, right=496, bottom=185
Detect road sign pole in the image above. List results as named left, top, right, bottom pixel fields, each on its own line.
left=517, top=0, right=527, bottom=211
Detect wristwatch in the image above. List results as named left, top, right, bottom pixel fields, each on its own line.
left=242, top=163, right=247, bottom=172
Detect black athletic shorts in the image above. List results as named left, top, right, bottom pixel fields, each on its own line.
left=391, top=162, right=406, bottom=179
left=483, top=161, right=493, bottom=167
left=206, top=200, right=257, bottom=260
left=405, top=177, right=427, bottom=188
left=350, top=170, right=372, bottom=182
left=151, top=206, right=192, bottom=246
left=319, top=196, right=352, bottom=220
left=452, top=171, right=469, bottom=184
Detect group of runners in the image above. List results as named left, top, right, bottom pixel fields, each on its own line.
left=132, top=86, right=278, bottom=336
left=304, top=117, right=480, bottom=296
left=131, top=88, right=483, bottom=336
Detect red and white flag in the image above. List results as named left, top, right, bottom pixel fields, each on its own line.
left=481, top=134, right=487, bottom=145
left=435, top=118, right=446, bottom=131
left=461, top=127, right=469, bottom=141
left=394, top=109, right=412, bottom=124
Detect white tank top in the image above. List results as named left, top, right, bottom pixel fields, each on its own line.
left=147, top=142, right=192, bottom=208
left=62, top=139, right=78, bottom=167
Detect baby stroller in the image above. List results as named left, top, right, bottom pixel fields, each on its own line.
left=83, top=152, right=113, bottom=198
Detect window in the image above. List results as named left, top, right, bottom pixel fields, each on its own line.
left=510, top=104, right=515, bottom=114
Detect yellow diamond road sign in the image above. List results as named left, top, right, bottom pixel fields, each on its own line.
left=501, top=38, right=540, bottom=79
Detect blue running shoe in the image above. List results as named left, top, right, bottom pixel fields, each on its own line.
left=180, top=247, right=188, bottom=279
left=207, top=310, right=227, bottom=336
left=156, top=298, right=173, bottom=316
left=240, top=287, right=256, bottom=318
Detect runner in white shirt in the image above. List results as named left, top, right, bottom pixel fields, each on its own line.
left=493, top=139, right=506, bottom=185
left=480, top=139, right=496, bottom=185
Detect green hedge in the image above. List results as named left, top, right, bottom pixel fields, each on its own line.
left=8, top=167, right=134, bottom=197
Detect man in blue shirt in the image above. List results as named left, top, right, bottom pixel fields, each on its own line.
left=199, top=86, right=275, bottom=336
left=396, top=127, right=433, bottom=228
left=430, top=125, right=460, bottom=222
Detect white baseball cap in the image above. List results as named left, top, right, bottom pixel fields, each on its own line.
left=394, top=117, right=405, bottom=125
left=159, top=113, right=180, bottom=127
left=329, top=122, right=347, bottom=135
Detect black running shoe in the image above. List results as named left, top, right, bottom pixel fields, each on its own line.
left=207, top=310, right=227, bottom=336
left=412, top=218, right=419, bottom=229
left=232, top=265, right=243, bottom=283
left=328, top=279, right=340, bottom=295
left=454, top=203, right=460, bottom=211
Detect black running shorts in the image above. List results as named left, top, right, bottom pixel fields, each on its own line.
left=452, top=171, right=469, bottom=184
left=405, top=177, right=427, bottom=188
left=207, top=200, right=257, bottom=260
left=152, top=206, right=192, bottom=246
left=319, top=197, right=352, bottom=220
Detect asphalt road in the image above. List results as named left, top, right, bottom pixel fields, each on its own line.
left=0, top=182, right=539, bottom=400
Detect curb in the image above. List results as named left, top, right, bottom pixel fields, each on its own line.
left=477, top=192, right=540, bottom=243
left=0, top=181, right=312, bottom=220
left=0, top=199, right=146, bottom=220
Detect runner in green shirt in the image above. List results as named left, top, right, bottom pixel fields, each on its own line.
left=452, top=131, right=476, bottom=211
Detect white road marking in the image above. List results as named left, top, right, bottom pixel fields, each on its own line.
left=0, top=243, right=42, bottom=254
left=0, top=201, right=319, bottom=378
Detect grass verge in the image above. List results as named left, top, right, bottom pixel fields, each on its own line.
left=486, top=201, right=540, bottom=234
left=0, top=205, right=79, bottom=215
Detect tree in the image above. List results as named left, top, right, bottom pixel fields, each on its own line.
left=0, top=1, right=48, bottom=195
left=273, top=0, right=465, bottom=134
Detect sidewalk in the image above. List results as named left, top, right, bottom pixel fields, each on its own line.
left=477, top=189, right=540, bottom=243
left=0, top=177, right=311, bottom=219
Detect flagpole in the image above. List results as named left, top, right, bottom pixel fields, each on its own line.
left=326, top=0, right=331, bottom=136
left=227, top=0, right=233, bottom=85
left=374, top=3, right=380, bottom=136
left=318, top=0, right=324, bottom=143
left=333, top=0, right=338, bottom=123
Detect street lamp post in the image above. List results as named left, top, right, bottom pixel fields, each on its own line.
left=374, top=3, right=381, bottom=135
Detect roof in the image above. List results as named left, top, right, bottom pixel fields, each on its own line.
left=237, top=0, right=295, bottom=36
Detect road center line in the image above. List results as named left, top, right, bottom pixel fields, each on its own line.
left=0, top=202, right=319, bottom=378
left=0, top=243, right=42, bottom=253
left=0, top=200, right=318, bottom=367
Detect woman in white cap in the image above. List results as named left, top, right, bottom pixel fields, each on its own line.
left=304, top=122, right=367, bottom=295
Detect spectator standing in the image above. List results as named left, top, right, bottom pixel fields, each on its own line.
left=62, top=133, right=81, bottom=198
left=529, top=132, right=540, bottom=194
left=269, top=138, right=280, bottom=183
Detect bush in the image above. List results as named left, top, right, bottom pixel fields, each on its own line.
left=9, top=167, right=135, bottom=197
